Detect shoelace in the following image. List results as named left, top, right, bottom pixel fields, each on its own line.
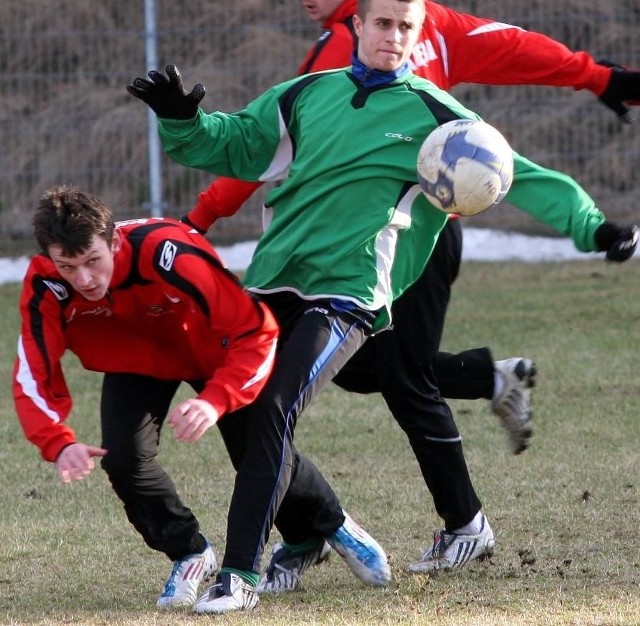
left=160, top=561, right=182, bottom=595
left=422, top=530, right=455, bottom=560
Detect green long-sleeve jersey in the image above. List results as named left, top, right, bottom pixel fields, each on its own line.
left=158, top=67, right=605, bottom=328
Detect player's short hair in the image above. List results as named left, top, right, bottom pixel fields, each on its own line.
left=357, top=0, right=426, bottom=19
left=33, top=185, right=115, bottom=256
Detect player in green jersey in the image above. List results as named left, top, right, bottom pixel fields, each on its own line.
left=128, top=0, right=637, bottom=612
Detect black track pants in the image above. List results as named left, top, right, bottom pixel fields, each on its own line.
left=100, top=373, right=206, bottom=561
left=280, top=220, right=483, bottom=535
left=219, top=293, right=374, bottom=573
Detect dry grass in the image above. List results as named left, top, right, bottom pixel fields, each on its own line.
left=1, top=259, right=639, bottom=625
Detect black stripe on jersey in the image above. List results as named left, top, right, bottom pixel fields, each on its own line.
left=118, top=222, right=166, bottom=289
left=29, top=275, right=72, bottom=377
left=406, top=85, right=465, bottom=126
left=277, top=72, right=337, bottom=162
left=299, top=30, right=333, bottom=75
left=116, top=220, right=237, bottom=289
left=153, top=241, right=218, bottom=317
left=278, top=72, right=333, bottom=128
left=121, top=221, right=267, bottom=334
left=345, top=73, right=402, bottom=109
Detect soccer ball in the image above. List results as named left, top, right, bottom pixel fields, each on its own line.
left=417, top=119, right=514, bottom=216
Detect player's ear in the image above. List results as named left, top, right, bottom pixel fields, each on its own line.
left=111, top=229, right=123, bottom=254
left=353, top=14, right=363, bottom=38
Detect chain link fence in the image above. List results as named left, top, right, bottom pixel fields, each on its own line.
left=1, top=1, right=638, bottom=251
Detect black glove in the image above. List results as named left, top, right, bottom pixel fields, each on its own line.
left=597, top=60, right=640, bottom=124
left=127, top=64, right=205, bottom=120
left=594, top=221, right=638, bottom=262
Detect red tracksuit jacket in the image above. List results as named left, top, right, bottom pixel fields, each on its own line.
left=13, top=218, right=279, bottom=462
left=300, top=0, right=610, bottom=89
left=187, top=0, right=611, bottom=228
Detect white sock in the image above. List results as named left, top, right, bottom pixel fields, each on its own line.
left=454, top=511, right=483, bottom=536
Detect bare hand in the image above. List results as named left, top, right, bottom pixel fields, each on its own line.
left=55, top=442, right=107, bottom=484
left=167, top=398, right=219, bottom=443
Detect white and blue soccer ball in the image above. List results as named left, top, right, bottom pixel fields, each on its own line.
left=417, top=119, right=514, bottom=216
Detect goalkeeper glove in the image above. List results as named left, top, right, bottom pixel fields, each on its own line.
left=597, top=60, right=640, bottom=124
left=127, top=64, right=205, bottom=120
left=594, top=221, right=638, bottom=262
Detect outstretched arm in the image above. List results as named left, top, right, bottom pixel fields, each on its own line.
left=507, top=153, right=638, bottom=261
left=427, top=2, right=640, bottom=122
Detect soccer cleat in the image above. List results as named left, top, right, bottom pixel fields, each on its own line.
left=257, top=540, right=332, bottom=593
left=193, top=572, right=259, bottom=614
left=407, top=514, right=495, bottom=574
left=327, top=511, right=391, bottom=587
left=491, top=358, right=537, bottom=454
left=156, top=542, right=217, bottom=608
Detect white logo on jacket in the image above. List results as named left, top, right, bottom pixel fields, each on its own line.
left=409, top=38, right=438, bottom=70
left=43, top=280, right=68, bottom=301
left=385, top=132, right=414, bottom=142
left=160, top=241, right=178, bottom=271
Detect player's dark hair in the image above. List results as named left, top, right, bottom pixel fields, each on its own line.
left=33, top=185, right=115, bottom=256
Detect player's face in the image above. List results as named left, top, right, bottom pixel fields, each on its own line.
left=48, top=233, right=120, bottom=301
left=301, top=0, right=344, bottom=23
left=354, top=0, right=424, bottom=71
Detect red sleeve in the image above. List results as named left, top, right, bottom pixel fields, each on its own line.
left=13, top=262, right=77, bottom=462
left=186, top=177, right=263, bottom=233
left=142, top=228, right=279, bottom=417
left=196, top=296, right=278, bottom=417
left=191, top=259, right=279, bottom=417
left=423, top=2, right=611, bottom=94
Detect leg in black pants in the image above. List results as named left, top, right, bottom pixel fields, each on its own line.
left=100, top=373, right=206, bottom=560
left=219, top=293, right=373, bottom=574
left=335, top=343, right=495, bottom=399
left=334, top=219, right=495, bottom=401
left=373, top=219, right=482, bottom=529
left=100, top=370, right=343, bottom=577
left=276, top=219, right=482, bottom=538
left=217, top=404, right=345, bottom=545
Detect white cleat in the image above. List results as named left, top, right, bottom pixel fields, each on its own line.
left=408, top=514, right=495, bottom=574
left=194, top=572, right=258, bottom=614
left=492, top=358, right=537, bottom=454
left=156, top=542, right=217, bottom=608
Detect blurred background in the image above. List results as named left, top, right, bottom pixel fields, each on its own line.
left=1, top=0, right=638, bottom=253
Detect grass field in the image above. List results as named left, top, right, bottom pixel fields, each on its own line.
left=0, top=259, right=638, bottom=625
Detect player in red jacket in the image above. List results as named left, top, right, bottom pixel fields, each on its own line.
left=12, top=185, right=281, bottom=609
left=178, top=0, right=639, bottom=588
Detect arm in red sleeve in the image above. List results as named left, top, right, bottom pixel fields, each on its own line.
left=197, top=297, right=278, bottom=417
left=148, top=232, right=279, bottom=417
left=185, top=177, right=263, bottom=234
left=181, top=261, right=279, bottom=416
left=424, top=2, right=611, bottom=94
left=13, top=266, right=77, bottom=462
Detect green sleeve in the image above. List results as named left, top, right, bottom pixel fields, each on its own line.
left=506, top=153, right=605, bottom=252
left=156, top=85, right=286, bottom=181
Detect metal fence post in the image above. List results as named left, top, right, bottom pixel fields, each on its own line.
left=144, top=0, right=164, bottom=217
